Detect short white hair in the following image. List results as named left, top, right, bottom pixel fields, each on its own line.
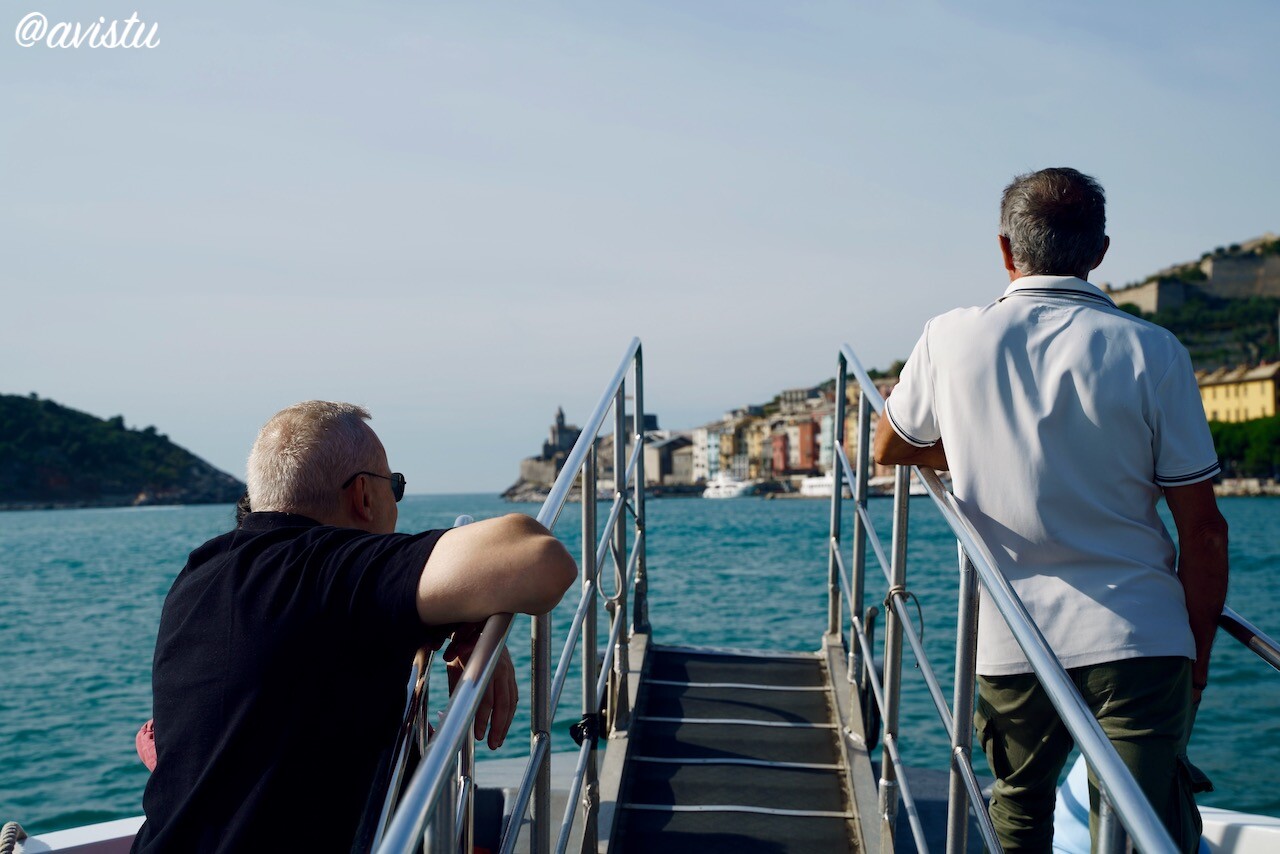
left=246, top=401, right=382, bottom=517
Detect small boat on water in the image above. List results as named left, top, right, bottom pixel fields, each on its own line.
left=701, top=471, right=758, bottom=498
left=799, top=473, right=852, bottom=498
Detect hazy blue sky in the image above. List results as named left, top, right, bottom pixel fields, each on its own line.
left=4, top=2, right=1278, bottom=493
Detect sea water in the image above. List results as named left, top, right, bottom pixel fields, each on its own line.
left=1, top=494, right=1277, bottom=833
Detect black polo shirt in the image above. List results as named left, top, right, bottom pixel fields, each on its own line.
left=134, top=512, right=448, bottom=853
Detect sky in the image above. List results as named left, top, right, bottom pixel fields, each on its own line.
left=3, top=1, right=1278, bottom=493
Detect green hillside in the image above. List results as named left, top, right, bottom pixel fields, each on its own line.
left=0, top=394, right=243, bottom=509
left=1120, top=294, right=1280, bottom=368
left=1210, top=416, right=1280, bottom=478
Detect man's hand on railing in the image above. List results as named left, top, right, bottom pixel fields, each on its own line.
left=445, top=622, right=518, bottom=749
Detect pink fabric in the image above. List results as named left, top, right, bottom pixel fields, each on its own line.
left=136, top=719, right=157, bottom=771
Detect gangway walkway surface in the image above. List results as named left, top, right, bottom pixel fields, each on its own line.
left=611, top=646, right=857, bottom=852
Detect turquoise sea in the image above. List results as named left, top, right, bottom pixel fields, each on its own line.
left=1, top=494, right=1277, bottom=834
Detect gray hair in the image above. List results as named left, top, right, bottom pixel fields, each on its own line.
left=246, top=401, right=382, bottom=517
left=999, top=167, right=1107, bottom=277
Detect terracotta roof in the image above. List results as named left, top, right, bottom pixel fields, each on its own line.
left=1196, top=363, right=1280, bottom=386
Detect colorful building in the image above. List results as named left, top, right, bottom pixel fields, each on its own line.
left=745, top=419, right=770, bottom=479
left=1197, top=364, right=1280, bottom=422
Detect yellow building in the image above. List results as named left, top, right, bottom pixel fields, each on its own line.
left=745, top=419, right=770, bottom=479
left=1197, top=363, right=1280, bottom=422
left=718, top=428, right=736, bottom=477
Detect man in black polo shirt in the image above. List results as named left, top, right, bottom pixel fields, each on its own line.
left=134, top=401, right=577, bottom=852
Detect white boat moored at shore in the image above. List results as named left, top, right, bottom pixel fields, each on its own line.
left=799, top=473, right=852, bottom=498
left=701, top=472, right=758, bottom=498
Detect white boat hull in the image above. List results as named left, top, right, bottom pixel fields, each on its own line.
left=702, top=474, right=757, bottom=498
left=23, top=816, right=143, bottom=853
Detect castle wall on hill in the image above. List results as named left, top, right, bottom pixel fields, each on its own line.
left=1107, top=243, right=1280, bottom=314
left=1106, top=279, right=1188, bottom=314
left=519, top=457, right=559, bottom=485
left=1201, top=254, right=1280, bottom=299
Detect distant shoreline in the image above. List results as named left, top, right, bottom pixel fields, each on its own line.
left=1214, top=478, right=1280, bottom=497
left=0, top=496, right=240, bottom=512
left=3, top=479, right=1273, bottom=513
left=497, top=478, right=1280, bottom=505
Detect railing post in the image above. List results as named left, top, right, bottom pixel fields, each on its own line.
left=849, top=392, right=871, bottom=685
left=632, top=348, right=650, bottom=634
left=947, top=547, right=981, bottom=854
left=532, top=589, right=552, bottom=852
left=580, top=448, right=600, bottom=852
left=878, top=464, right=911, bottom=854
left=460, top=737, right=475, bottom=854
left=609, top=385, right=631, bottom=732
left=1097, top=794, right=1129, bottom=854
left=530, top=615, right=552, bottom=854
left=827, top=355, right=848, bottom=640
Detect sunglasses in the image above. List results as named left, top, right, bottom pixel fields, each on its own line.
left=341, top=471, right=407, bottom=502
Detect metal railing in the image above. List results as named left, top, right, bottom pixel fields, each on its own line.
left=375, top=338, right=648, bottom=854
left=364, top=335, right=1280, bottom=854
left=366, top=515, right=477, bottom=854
left=828, top=342, right=1189, bottom=854
left=1218, top=606, right=1280, bottom=674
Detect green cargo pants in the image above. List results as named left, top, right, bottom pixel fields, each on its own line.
left=975, top=656, right=1201, bottom=853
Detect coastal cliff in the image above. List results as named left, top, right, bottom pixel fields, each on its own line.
left=0, top=393, right=244, bottom=510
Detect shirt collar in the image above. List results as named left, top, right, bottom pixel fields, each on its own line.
left=998, top=275, right=1116, bottom=307
left=238, top=511, right=323, bottom=531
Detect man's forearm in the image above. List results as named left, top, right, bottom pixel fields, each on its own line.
left=907, top=439, right=949, bottom=471
left=1178, top=524, right=1229, bottom=689
left=417, top=514, right=577, bottom=624
left=880, top=435, right=950, bottom=471
left=1164, top=480, right=1229, bottom=702
left=873, top=415, right=950, bottom=471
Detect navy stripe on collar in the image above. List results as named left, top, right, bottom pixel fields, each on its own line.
left=999, top=287, right=1115, bottom=307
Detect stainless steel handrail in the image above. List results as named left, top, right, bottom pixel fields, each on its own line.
left=1219, top=605, right=1280, bottom=672
left=376, top=338, right=646, bottom=854
left=831, top=342, right=1181, bottom=854
left=370, top=514, right=476, bottom=853
left=369, top=647, right=433, bottom=851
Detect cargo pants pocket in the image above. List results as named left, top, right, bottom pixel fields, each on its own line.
left=1174, top=755, right=1205, bottom=854
left=974, top=697, right=1011, bottom=780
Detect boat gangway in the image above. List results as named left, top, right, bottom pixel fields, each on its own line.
left=361, top=337, right=1280, bottom=854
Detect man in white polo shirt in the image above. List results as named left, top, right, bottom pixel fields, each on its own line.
left=874, top=167, right=1228, bottom=852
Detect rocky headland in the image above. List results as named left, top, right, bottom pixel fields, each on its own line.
left=0, top=393, right=244, bottom=511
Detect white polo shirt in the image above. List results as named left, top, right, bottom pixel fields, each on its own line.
left=885, top=276, right=1220, bottom=675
